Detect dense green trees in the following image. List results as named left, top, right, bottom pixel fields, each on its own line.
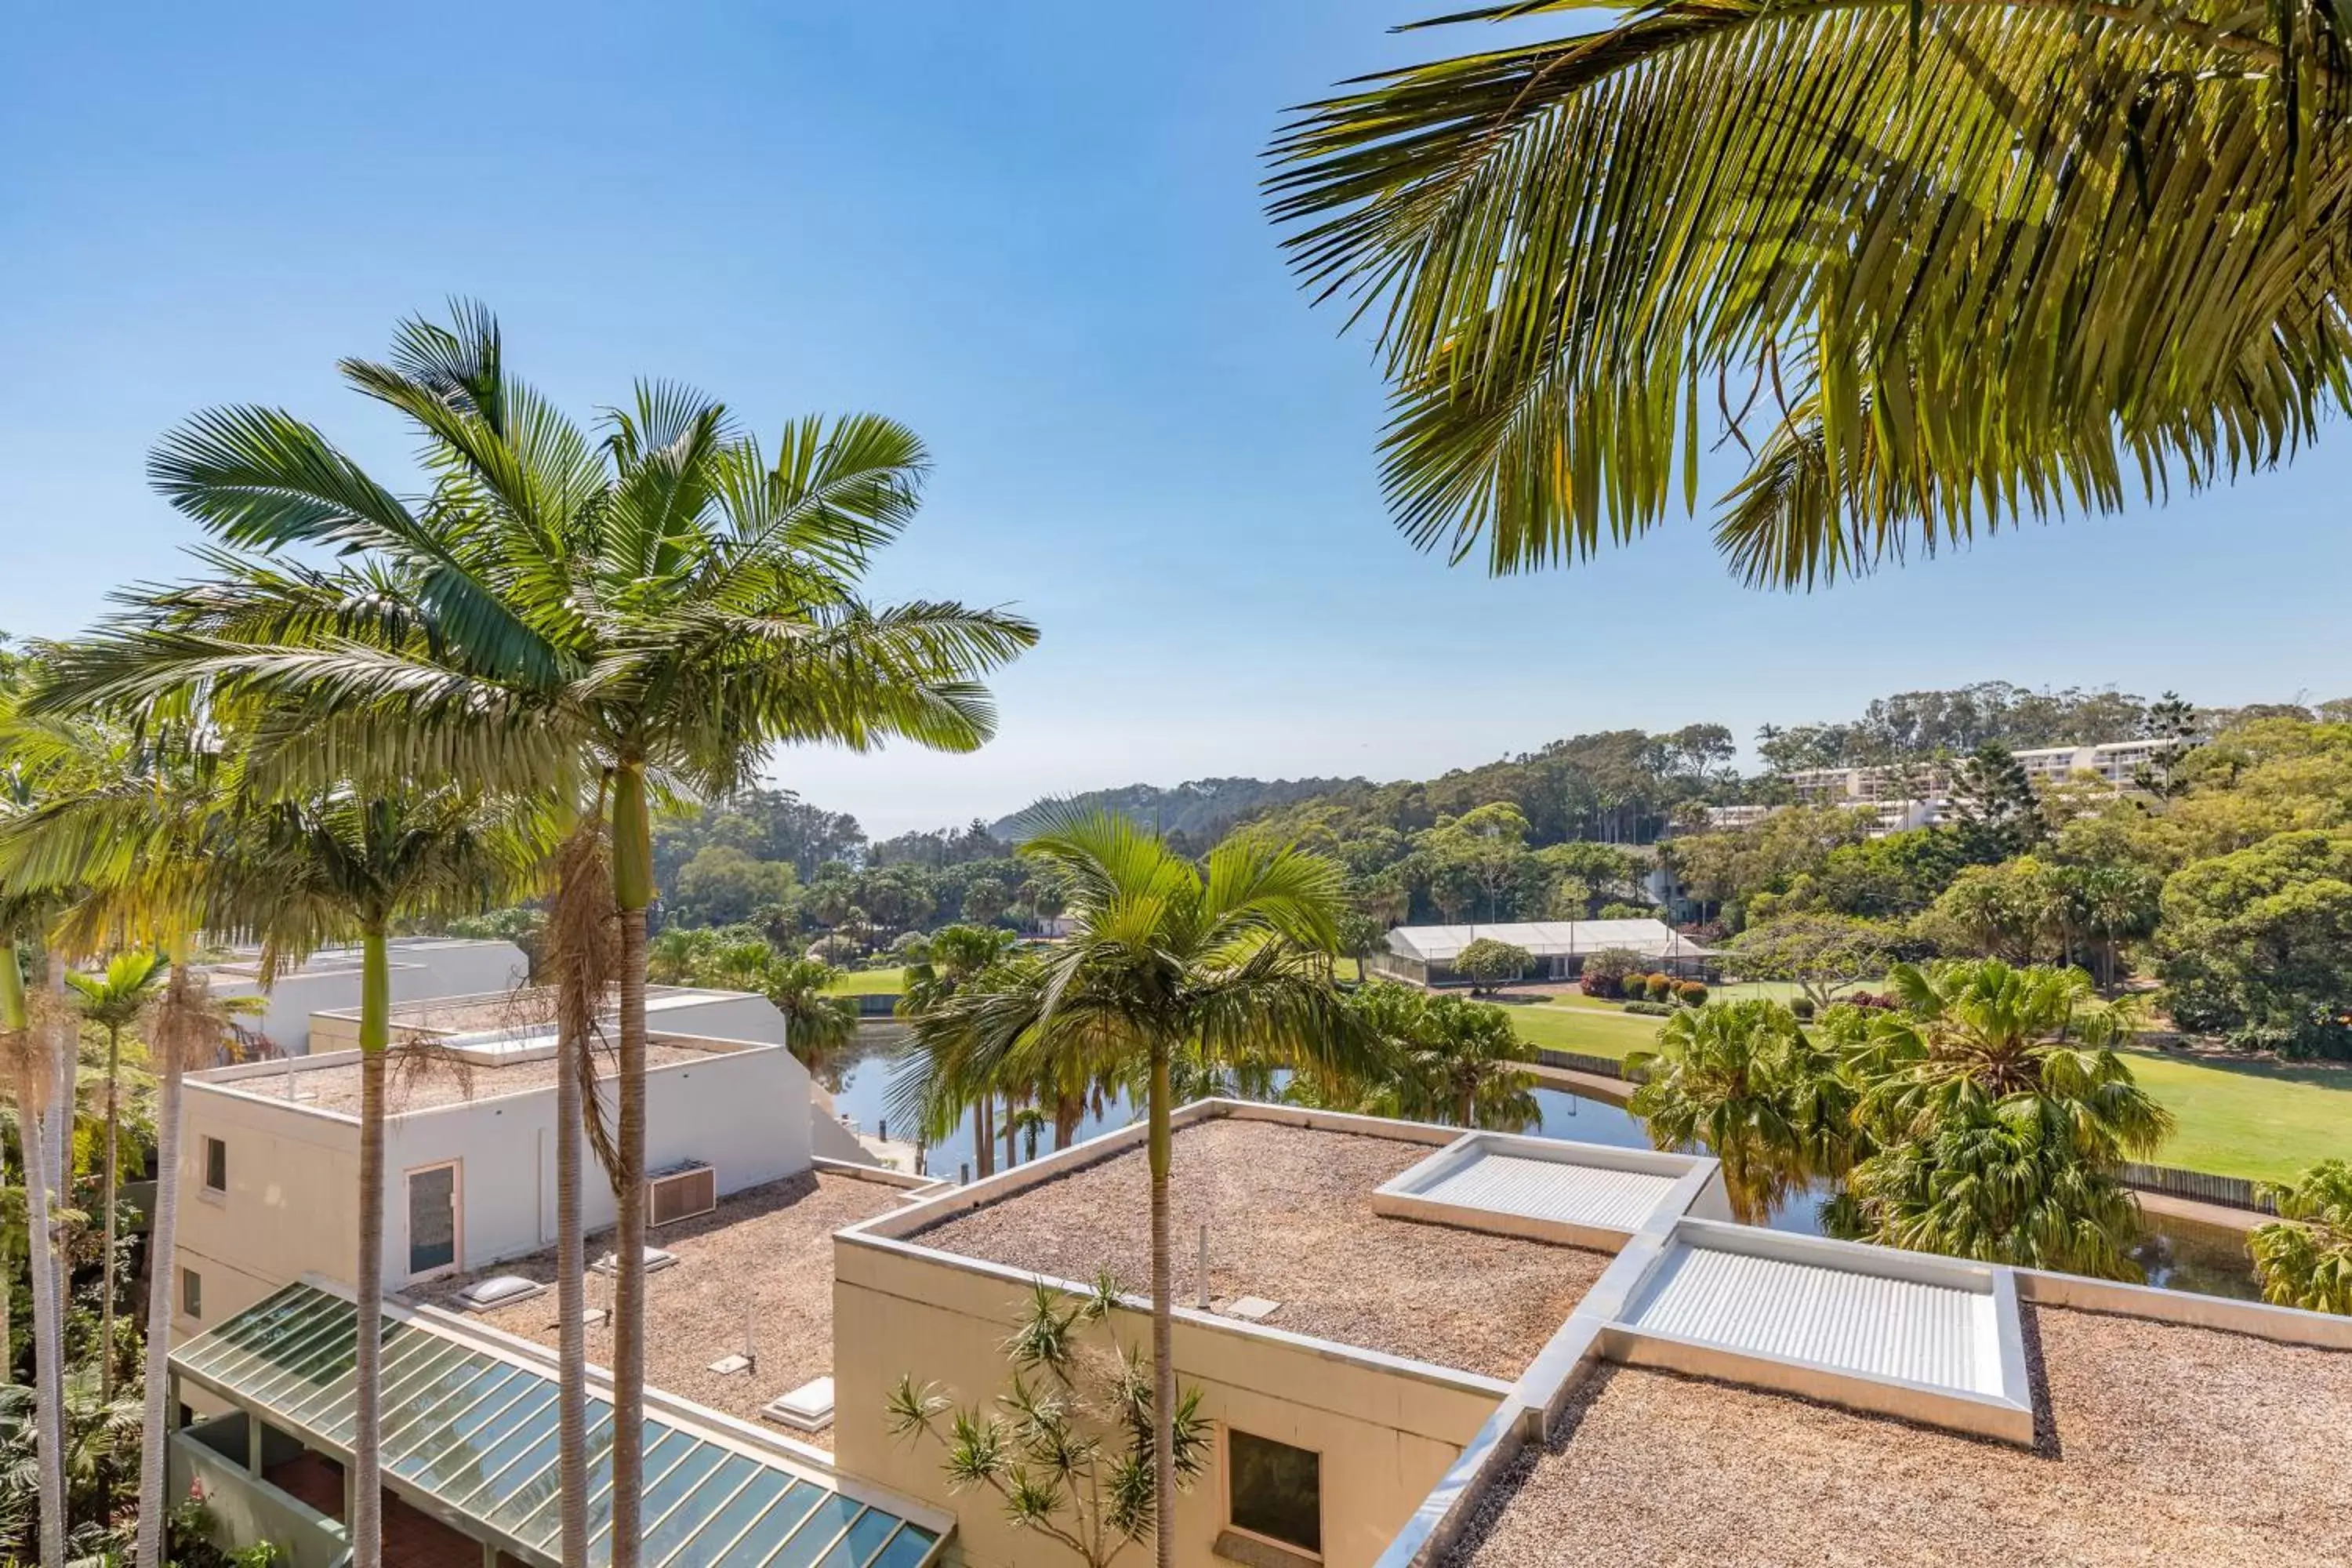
left=1451, top=938, right=1530, bottom=996
left=2157, top=831, right=2352, bottom=1054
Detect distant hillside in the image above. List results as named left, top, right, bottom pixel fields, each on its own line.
left=992, top=776, right=1364, bottom=843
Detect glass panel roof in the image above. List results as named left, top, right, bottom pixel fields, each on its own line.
left=171, top=1282, right=944, bottom=1568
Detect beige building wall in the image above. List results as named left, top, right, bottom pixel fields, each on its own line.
left=833, top=1238, right=1504, bottom=1568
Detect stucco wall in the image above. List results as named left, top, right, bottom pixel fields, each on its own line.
left=833, top=1238, right=1504, bottom=1568
left=178, top=1036, right=811, bottom=1343
left=212, top=939, right=528, bottom=1055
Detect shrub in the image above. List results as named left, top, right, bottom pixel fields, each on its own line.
left=1622, top=1000, right=1676, bottom=1016
left=1454, top=938, right=1534, bottom=996
left=1842, top=989, right=1899, bottom=1012
left=1791, top=996, right=1817, bottom=1021
left=1582, top=948, right=1647, bottom=989
left=1676, top=981, right=1709, bottom=1007
left=1645, top=973, right=1675, bottom=1002
left=1578, top=972, right=1621, bottom=999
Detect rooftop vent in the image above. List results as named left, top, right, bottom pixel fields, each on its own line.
left=591, top=1246, right=676, bottom=1277
left=761, top=1376, right=836, bottom=1434
left=454, top=1275, right=546, bottom=1312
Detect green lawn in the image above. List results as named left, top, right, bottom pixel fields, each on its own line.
left=2122, top=1050, right=2352, bottom=1184
left=823, top=965, right=907, bottom=996
left=1508, top=998, right=2350, bottom=1182
left=1501, top=1000, right=1666, bottom=1062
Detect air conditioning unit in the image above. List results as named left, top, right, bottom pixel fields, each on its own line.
left=647, top=1160, right=717, bottom=1227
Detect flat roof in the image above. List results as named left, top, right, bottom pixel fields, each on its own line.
left=906, top=1119, right=1613, bottom=1380
left=1443, top=1306, right=2352, bottom=1566
left=194, top=1036, right=750, bottom=1116
left=172, top=1279, right=945, bottom=1568
left=414, top=1170, right=908, bottom=1441
left=319, top=985, right=739, bottom=1035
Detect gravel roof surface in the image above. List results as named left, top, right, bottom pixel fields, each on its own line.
left=233, top=1039, right=734, bottom=1114
left=413, top=1169, right=908, bottom=1444
left=337, top=984, right=719, bottom=1036
left=1446, top=1305, right=2352, bottom=1567
left=909, top=1118, right=1611, bottom=1379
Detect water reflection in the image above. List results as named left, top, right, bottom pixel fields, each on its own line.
left=826, top=1030, right=2264, bottom=1302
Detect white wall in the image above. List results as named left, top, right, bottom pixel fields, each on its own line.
left=379, top=1037, right=811, bottom=1281
left=210, top=939, right=529, bottom=1055
left=178, top=1034, right=814, bottom=1331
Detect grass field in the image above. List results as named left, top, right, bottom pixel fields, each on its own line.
left=823, top=965, right=908, bottom=996
left=2121, top=1050, right=2352, bottom=1184
left=1500, top=1000, right=1665, bottom=1062
left=1507, top=994, right=2350, bottom=1182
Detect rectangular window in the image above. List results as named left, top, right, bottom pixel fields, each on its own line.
left=1228, top=1429, right=1321, bottom=1556
left=202, top=1136, right=227, bottom=1193
left=180, top=1268, right=201, bottom=1319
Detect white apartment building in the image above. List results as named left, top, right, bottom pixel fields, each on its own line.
left=201, top=937, right=529, bottom=1055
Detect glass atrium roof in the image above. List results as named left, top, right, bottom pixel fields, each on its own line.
left=171, top=1281, right=944, bottom=1568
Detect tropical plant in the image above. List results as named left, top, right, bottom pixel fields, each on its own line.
left=899, top=924, right=1024, bottom=1171
left=0, top=1365, right=141, bottom=1560
left=761, top=955, right=858, bottom=1074
left=64, top=949, right=167, bottom=1404
left=1830, top=960, right=2172, bottom=1277
left=2250, top=1161, right=2352, bottom=1316
left=891, top=811, right=1381, bottom=1568
left=1389, top=988, right=1535, bottom=1128
left=1268, top=2, right=2352, bottom=587
left=1451, top=937, right=1530, bottom=995
left=36, top=303, right=1038, bottom=1565
left=1628, top=1000, right=1857, bottom=1222
left=886, top=1275, right=1209, bottom=1567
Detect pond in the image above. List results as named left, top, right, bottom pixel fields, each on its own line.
left=826, top=1029, right=2267, bottom=1303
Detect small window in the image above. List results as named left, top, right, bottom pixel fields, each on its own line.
left=181, top=1268, right=201, bottom=1319
left=1228, top=1429, right=1321, bottom=1556
left=202, top=1137, right=227, bottom=1193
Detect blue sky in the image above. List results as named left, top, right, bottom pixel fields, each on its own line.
left=5, top=2, right=2348, bottom=835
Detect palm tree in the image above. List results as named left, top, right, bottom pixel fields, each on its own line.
left=1628, top=1000, right=1857, bottom=1223
left=895, top=811, right=1383, bottom=1568
left=1831, top=959, right=2174, bottom=1276
left=898, top=924, right=1021, bottom=1163
left=37, top=303, right=1038, bottom=1565
left=213, top=789, right=533, bottom=1568
left=2251, top=1160, right=2352, bottom=1315
left=760, top=956, right=856, bottom=1076
left=1318, top=983, right=1536, bottom=1129
left=0, top=935, right=69, bottom=1568
left=1268, top=5, right=2347, bottom=586
left=64, top=949, right=166, bottom=1404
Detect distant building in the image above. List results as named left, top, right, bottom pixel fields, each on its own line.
left=1780, top=739, right=2168, bottom=840
left=1372, top=919, right=1714, bottom=987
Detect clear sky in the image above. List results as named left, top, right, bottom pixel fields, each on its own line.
left=5, top=2, right=2348, bottom=836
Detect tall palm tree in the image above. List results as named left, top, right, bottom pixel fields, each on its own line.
left=64, top=949, right=166, bottom=1404
left=213, top=789, right=534, bottom=1568
left=898, top=924, right=1020, bottom=1166
left=1628, top=999, right=1857, bottom=1223
left=37, top=303, right=1038, bottom=1564
left=895, top=811, right=1382, bottom=1568
left=1269, top=3, right=2351, bottom=584
left=760, top=956, right=856, bottom=1076
left=0, top=935, right=67, bottom=1568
